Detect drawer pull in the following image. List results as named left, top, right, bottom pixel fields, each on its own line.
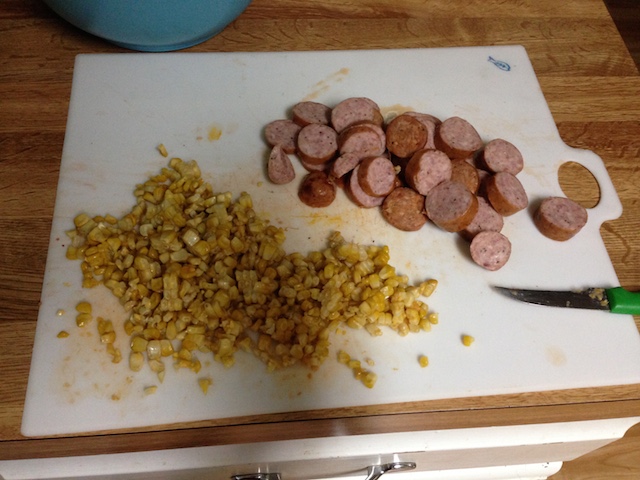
left=364, top=461, right=417, bottom=480
left=232, top=474, right=281, bottom=480
left=231, top=461, right=415, bottom=480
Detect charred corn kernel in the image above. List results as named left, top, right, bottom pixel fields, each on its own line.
left=75, top=301, right=92, bottom=314
left=144, top=385, right=158, bottom=395
left=462, top=334, right=475, bottom=346
left=75, top=313, right=92, bottom=327
left=57, top=330, right=70, bottom=338
left=419, top=355, right=429, bottom=367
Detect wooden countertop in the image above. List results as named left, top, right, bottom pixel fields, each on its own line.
left=1, top=0, right=640, bottom=472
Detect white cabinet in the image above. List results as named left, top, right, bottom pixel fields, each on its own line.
left=2, top=417, right=639, bottom=480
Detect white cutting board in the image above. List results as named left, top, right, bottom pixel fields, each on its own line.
left=22, top=46, right=640, bottom=437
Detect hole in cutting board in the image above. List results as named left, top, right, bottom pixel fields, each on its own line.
left=557, top=161, right=601, bottom=208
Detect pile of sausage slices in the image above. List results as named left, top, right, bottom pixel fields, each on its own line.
left=264, top=97, right=588, bottom=271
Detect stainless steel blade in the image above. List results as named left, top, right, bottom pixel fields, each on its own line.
left=492, top=286, right=611, bottom=311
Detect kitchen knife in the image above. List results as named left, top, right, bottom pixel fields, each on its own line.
left=493, top=286, right=640, bottom=315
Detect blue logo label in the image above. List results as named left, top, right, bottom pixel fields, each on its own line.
left=488, top=56, right=511, bottom=71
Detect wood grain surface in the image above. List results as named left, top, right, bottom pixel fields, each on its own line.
left=1, top=0, right=639, bottom=477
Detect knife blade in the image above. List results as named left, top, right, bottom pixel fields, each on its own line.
left=492, top=286, right=640, bottom=315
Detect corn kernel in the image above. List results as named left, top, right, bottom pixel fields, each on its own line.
left=462, top=334, right=475, bottom=347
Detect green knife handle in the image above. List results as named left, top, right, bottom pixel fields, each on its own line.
left=607, top=287, right=640, bottom=315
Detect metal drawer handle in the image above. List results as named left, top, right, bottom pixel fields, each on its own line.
left=232, top=475, right=281, bottom=480
left=231, top=461, right=415, bottom=480
left=364, top=461, right=417, bottom=480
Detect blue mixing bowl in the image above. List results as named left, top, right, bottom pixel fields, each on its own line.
left=43, top=0, right=253, bottom=52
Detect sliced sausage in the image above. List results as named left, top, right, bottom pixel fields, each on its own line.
left=403, top=112, right=440, bottom=150
left=450, top=159, right=480, bottom=194
left=403, top=111, right=442, bottom=126
left=533, top=196, right=588, bottom=241
left=434, top=116, right=483, bottom=159
left=470, top=231, right=512, bottom=271
left=485, top=171, right=528, bottom=216
left=459, top=196, right=504, bottom=241
left=480, top=138, right=524, bottom=175
left=292, top=101, right=331, bottom=126
left=331, top=97, right=382, bottom=133
left=404, top=149, right=452, bottom=196
left=385, top=114, right=428, bottom=159
left=264, top=119, right=302, bottom=154
left=296, top=123, right=338, bottom=165
left=267, top=144, right=295, bottom=184
left=298, top=171, right=336, bottom=208
left=357, top=156, right=397, bottom=197
left=299, top=155, right=328, bottom=172
left=338, top=123, right=386, bottom=159
left=381, top=187, right=427, bottom=232
left=330, top=152, right=361, bottom=179
left=346, top=165, right=385, bottom=208
left=424, top=180, right=479, bottom=232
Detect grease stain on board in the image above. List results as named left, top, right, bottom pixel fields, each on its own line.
left=303, top=67, right=350, bottom=101
left=546, top=346, right=567, bottom=366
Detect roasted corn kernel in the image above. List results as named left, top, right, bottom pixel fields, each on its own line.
left=66, top=157, right=440, bottom=384
left=462, top=334, right=475, bottom=347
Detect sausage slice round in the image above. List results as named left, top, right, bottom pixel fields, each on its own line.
left=298, top=171, right=336, bottom=208
left=264, top=119, right=302, bottom=154
left=485, top=172, right=528, bottom=216
left=470, top=231, right=512, bottom=271
left=267, top=144, right=295, bottom=185
left=386, top=114, right=428, bottom=159
left=331, top=97, right=382, bottom=133
left=346, top=164, right=385, bottom=208
left=330, top=152, right=361, bottom=179
left=459, top=196, right=504, bottom=241
left=533, top=196, right=588, bottom=241
left=480, top=138, right=524, bottom=175
left=296, top=123, right=338, bottom=165
left=338, top=123, right=386, bottom=159
left=381, top=187, right=427, bottom=232
left=292, top=101, right=332, bottom=126
left=424, top=180, right=479, bottom=232
left=404, top=149, right=452, bottom=195
left=435, top=116, right=483, bottom=159
left=403, top=112, right=441, bottom=150
left=450, top=159, right=480, bottom=194
left=357, top=156, right=397, bottom=197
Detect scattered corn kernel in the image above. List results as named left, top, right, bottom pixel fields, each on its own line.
left=56, top=309, right=65, bottom=317
left=419, top=355, right=429, bottom=367
left=157, top=144, right=168, bottom=157
left=462, top=334, right=475, bottom=347
left=75, top=313, right=92, bottom=327
left=75, top=301, right=92, bottom=314
left=198, top=377, right=213, bottom=394
left=57, top=330, right=70, bottom=338
left=144, top=385, right=158, bottom=395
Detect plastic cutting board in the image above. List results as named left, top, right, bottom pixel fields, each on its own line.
left=22, top=46, right=640, bottom=436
